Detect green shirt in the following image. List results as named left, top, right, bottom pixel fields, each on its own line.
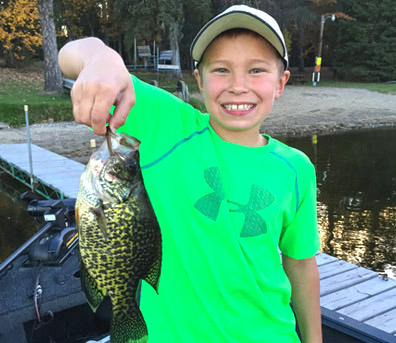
left=117, top=75, right=320, bottom=343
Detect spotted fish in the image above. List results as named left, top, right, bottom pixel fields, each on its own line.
left=75, top=128, right=162, bottom=343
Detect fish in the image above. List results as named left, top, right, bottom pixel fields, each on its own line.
left=75, top=128, right=162, bottom=343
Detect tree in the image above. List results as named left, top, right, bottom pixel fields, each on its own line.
left=0, top=0, right=42, bottom=67
left=37, top=0, right=63, bottom=93
left=114, top=0, right=161, bottom=55
left=157, top=0, right=184, bottom=77
left=56, top=0, right=100, bottom=40
left=334, top=0, right=396, bottom=81
left=180, top=0, right=212, bottom=70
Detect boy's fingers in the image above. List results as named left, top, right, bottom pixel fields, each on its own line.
left=71, top=81, right=95, bottom=126
left=109, top=92, right=135, bottom=130
left=70, top=69, right=134, bottom=134
left=90, top=111, right=110, bottom=136
left=90, top=94, right=117, bottom=135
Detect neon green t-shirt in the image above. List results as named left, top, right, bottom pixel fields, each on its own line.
left=117, top=75, right=320, bottom=343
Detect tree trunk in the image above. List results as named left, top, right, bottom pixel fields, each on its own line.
left=37, top=0, right=63, bottom=93
left=168, top=20, right=183, bottom=78
left=5, top=50, right=16, bottom=68
left=296, top=17, right=305, bottom=72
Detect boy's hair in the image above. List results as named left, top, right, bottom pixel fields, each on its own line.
left=197, top=28, right=286, bottom=78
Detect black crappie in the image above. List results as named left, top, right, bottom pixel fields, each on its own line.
left=75, top=129, right=162, bottom=343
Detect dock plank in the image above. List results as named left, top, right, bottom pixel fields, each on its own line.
left=320, top=267, right=377, bottom=296
left=318, top=259, right=358, bottom=280
left=316, top=253, right=338, bottom=266
left=365, top=308, right=396, bottom=334
left=320, top=276, right=396, bottom=310
left=337, top=287, right=396, bottom=321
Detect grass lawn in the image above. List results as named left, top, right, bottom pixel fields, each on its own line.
left=0, top=76, right=73, bottom=127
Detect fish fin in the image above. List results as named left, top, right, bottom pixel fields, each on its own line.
left=111, top=303, right=148, bottom=343
left=143, top=229, right=162, bottom=294
left=78, top=253, right=105, bottom=312
left=91, top=206, right=108, bottom=239
left=143, top=257, right=161, bottom=294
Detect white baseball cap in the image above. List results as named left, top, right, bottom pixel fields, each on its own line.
left=190, top=5, right=289, bottom=69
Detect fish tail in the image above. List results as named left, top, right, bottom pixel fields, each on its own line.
left=110, top=302, right=148, bottom=343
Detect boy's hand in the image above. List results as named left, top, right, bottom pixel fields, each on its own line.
left=71, top=62, right=135, bottom=135
left=59, top=38, right=135, bottom=135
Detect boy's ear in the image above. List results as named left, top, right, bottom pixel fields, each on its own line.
left=194, top=69, right=204, bottom=93
left=275, top=70, right=290, bottom=99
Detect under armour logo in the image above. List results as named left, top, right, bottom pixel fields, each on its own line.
left=194, top=167, right=274, bottom=237
left=229, top=185, right=274, bottom=237
left=194, top=167, right=225, bottom=221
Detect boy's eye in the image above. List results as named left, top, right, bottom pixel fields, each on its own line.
left=214, top=67, right=228, bottom=73
left=250, top=68, right=264, bottom=74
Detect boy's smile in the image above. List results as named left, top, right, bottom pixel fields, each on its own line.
left=195, top=33, right=289, bottom=147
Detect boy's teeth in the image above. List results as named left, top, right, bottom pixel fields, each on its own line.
left=225, top=104, right=253, bottom=111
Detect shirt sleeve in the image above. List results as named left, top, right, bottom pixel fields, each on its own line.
left=279, top=160, right=320, bottom=259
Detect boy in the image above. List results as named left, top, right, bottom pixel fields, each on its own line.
left=59, top=5, right=322, bottom=343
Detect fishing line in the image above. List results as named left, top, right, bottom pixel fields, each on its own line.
left=34, top=263, right=42, bottom=322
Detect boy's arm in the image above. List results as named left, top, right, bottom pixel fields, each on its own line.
left=282, top=254, right=322, bottom=343
left=58, top=37, right=135, bottom=135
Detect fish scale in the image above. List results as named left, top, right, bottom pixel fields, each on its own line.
left=76, top=129, right=162, bottom=343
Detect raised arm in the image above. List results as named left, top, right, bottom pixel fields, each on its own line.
left=58, top=37, right=135, bottom=135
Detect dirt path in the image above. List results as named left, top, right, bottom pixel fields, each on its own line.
left=1, top=85, right=395, bottom=164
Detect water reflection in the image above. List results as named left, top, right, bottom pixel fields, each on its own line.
left=0, top=172, right=36, bottom=263
left=284, top=128, right=396, bottom=279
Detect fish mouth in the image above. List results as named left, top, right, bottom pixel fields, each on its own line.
left=106, top=127, right=140, bottom=156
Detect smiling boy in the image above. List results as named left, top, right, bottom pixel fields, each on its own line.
left=59, top=5, right=322, bottom=343
left=194, top=30, right=287, bottom=147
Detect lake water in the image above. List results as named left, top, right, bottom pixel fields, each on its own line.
left=283, top=128, right=396, bottom=279
left=1, top=128, right=396, bottom=278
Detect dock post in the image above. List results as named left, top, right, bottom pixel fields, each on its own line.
left=24, top=105, right=34, bottom=192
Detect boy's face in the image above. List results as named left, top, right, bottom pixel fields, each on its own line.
left=194, top=33, right=290, bottom=146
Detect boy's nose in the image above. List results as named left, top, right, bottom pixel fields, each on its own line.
left=229, top=74, right=248, bottom=94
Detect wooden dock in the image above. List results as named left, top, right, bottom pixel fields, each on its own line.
left=317, top=253, right=396, bottom=342
left=0, top=143, right=85, bottom=199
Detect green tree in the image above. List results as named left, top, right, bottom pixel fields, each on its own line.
left=180, top=0, right=212, bottom=70
left=334, top=0, right=396, bottom=81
